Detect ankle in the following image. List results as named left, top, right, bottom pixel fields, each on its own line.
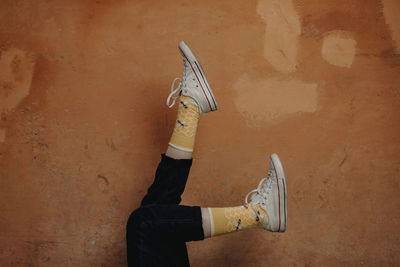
left=201, top=208, right=212, bottom=238
left=166, top=145, right=192, bottom=159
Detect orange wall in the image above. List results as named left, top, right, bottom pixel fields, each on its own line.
left=1, top=0, right=399, bottom=266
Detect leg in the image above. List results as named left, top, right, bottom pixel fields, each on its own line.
left=127, top=41, right=218, bottom=266
left=202, top=154, right=287, bottom=238
left=165, top=40, right=218, bottom=160
left=127, top=152, right=287, bottom=265
left=141, top=40, right=219, bottom=205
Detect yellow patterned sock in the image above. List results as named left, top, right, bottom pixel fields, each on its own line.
left=208, top=204, right=268, bottom=237
left=168, top=95, right=200, bottom=152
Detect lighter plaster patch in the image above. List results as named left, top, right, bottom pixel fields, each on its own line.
left=257, top=0, right=301, bottom=73
left=321, top=31, right=356, bottom=68
left=0, top=48, right=35, bottom=113
left=381, top=0, right=400, bottom=53
left=234, top=74, right=318, bottom=127
left=0, top=129, right=5, bottom=142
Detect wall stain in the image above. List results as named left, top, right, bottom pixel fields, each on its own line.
left=0, top=48, right=35, bottom=114
left=381, top=0, right=400, bottom=53
left=256, top=0, right=301, bottom=73
left=234, top=74, right=318, bottom=126
left=321, top=30, right=356, bottom=68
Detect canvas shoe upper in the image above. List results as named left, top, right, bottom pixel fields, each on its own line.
left=245, top=153, right=287, bottom=232
left=166, top=41, right=218, bottom=114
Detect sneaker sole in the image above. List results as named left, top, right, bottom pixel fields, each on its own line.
left=178, top=41, right=218, bottom=112
left=271, top=153, right=287, bottom=232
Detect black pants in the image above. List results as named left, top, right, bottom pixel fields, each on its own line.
left=126, top=154, right=205, bottom=266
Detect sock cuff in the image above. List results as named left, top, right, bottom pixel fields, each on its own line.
left=161, top=153, right=193, bottom=167
left=208, top=207, right=215, bottom=237
left=168, top=142, right=194, bottom=152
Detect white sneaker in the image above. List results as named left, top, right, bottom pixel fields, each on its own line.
left=166, top=41, right=218, bottom=114
left=245, top=154, right=287, bottom=232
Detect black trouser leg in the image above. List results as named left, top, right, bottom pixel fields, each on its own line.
left=140, top=154, right=193, bottom=206
left=126, top=154, right=204, bottom=267
left=126, top=204, right=204, bottom=266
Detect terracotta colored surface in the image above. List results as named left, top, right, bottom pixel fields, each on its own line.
left=1, top=0, right=400, bottom=266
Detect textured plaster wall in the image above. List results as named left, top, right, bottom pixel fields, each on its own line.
left=0, top=0, right=400, bottom=266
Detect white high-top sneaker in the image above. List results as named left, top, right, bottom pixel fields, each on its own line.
left=166, top=41, right=218, bottom=114
left=245, top=154, right=287, bottom=232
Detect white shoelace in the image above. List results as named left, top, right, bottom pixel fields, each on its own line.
left=166, top=78, right=182, bottom=108
left=245, top=170, right=274, bottom=222
left=166, top=59, right=191, bottom=108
